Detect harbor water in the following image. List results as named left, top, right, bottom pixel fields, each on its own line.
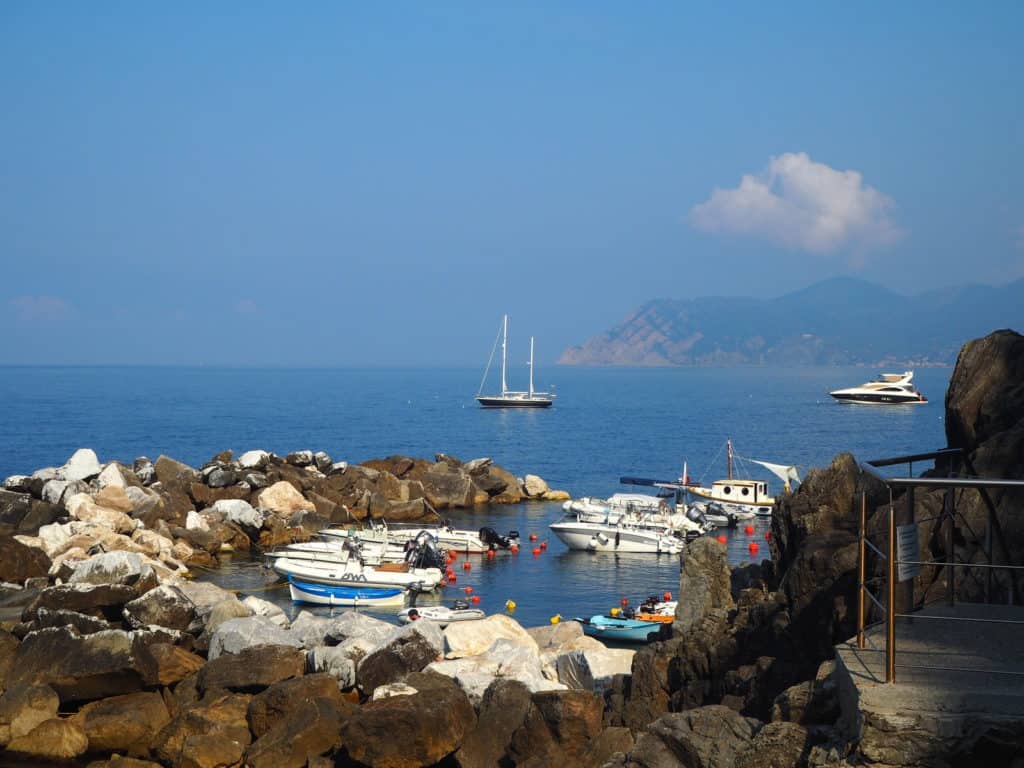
left=1, top=365, right=950, bottom=629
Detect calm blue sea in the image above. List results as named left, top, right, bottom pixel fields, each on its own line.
left=0, top=365, right=951, bottom=629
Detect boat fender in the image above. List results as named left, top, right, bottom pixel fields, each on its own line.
left=588, top=537, right=599, bottom=549
left=596, top=532, right=610, bottom=546
left=615, top=530, right=621, bottom=548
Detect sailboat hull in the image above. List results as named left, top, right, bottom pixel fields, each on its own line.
left=475, top=395, right=553, bottom=408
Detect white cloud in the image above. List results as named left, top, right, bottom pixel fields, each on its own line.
left=8, top=295, right=73, bottom=324
left=689, top=152, right=902, bottom=254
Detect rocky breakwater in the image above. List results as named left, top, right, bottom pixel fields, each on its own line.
left=0, top=448, right=567, bottom=577
left=0, top=554, right=635, bottom=767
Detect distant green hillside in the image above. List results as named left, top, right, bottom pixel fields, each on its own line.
left=558, top=277, right=1024, bottom=366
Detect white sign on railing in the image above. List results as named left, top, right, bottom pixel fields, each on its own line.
left=897, top=524, right=921, bottom=583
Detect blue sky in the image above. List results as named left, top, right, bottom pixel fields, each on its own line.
left=2, top=2, right=1022, bottom=365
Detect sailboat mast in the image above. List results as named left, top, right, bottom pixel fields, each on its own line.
left=500, top=314, right=508, bottom=396
left=529, top=336, right=535, bottom=397
left=727, top=439, right=733, bottom=480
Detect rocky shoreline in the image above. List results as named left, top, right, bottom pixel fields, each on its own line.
left=0, top=329, right=1022, bottom=766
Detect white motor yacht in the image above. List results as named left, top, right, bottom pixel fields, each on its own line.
left=565, top=493, right=712, bottom=537
left=829, top=371, right=927, bottom=405
left=549, top=510, right=685, bottom=554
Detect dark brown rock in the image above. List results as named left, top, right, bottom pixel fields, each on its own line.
left=455, top=679, right=533, bottom=768
left=70, top=691, right=171, bottom=757
left=32, top=607, right=113, bottom=635
left=6, top=716, right=89, bottom=760
left=0, top=536, right=51, bottom=583
left=197, top=644, right=306, bottom=696
left=626, top=705, right=759, bottom=768
left=357, top=625, right=443, bottom=694
left=85, top=756, right=163, bottom=767
left=735, top=721, right=811, bottom=768
left=153, top=455, right=198, bottom=487
left=246, top=673, right=352, bottom=739
left=135, top=643, right=206, bottom=687
left=0, top=491, right=33, bottom=533
left=151, top=691, right=252, bottom=767
left=189, top=481, right=249, bottom=507
left=25, top=583, right=139, bottom=624
left=508, top=689, right=605, bottom=766
left=244, top=697, right=348, bottom=768
left=420, top=463, right=476, bottom=509
left=340, top=671, right=476, bottom=768
left=17, top=499, right=62, bottom=533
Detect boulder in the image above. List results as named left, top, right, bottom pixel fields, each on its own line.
left=507, top=689, right=605, bottom=766
left=17, top=499, right=62, bottom=534
left=340, top=671, right=476, bottom=768
left=734, top=721, right=810, bottom=768
left=42, top=478, right=70, bottom=505
left=0, top=536, right=51, bottom=583
left=241, top=595, right=290, bottom=628
left=122, top=583, right=196, bottom=631
left=25, top=582, right=139, bottom=624
left=522, top=474, right=549, bottom=497
left=135, top=643, right=206, bottom=687
left=486, top=465, right=524, bottom=503
left=0, top=683, right=60, bottom=746
left=69, top=691, right=170, bottom=757
left=97, top=462, right=135, bottom=490
left=206, top=467, right=237, bottom=488
left=65, top=493, right=137, bottom=533
left=6, top=627, right=146, bottom=703
left=32, top=607, right=112, bottom=635
left=246, top=673, right=351, bottom=738
left=198, top=644, right=307, bottom=695
left=151, top=691, right=252, bottom=767
left=207, top=616, right=304, bottom=660
left=676, top=536, right=736, bottom=631
left=555, top=647, right=635, bottom=694
left=153, top=455, right=198, bottom=486
left=2, top=475, right=31, bottom=492
left=211, top=498, right=265, bottom=530
left=6, top=716, right=89, bottom=761
left=238, top=450, right=271, bottom=469
left=454, top=679, right=533, bottom=768
left=124, top=486, right=168, bottom=527
left=0, top=490, right=32, bottom=532
left=420, top=464, right=476, bottom=509
left=770, top=660, right=838, bottom=725
left=444, top=614, right=538, bottom=659
left=427, top=638, right=565, bottom=707
left=60, top=448, right=102, bottom=482
left=94, top=485, right=135, bottom=513
left=68, top=551, right=154, bottom=588
left=358, top=621, right=445, bottom=693
left=625, top=705, right=760, bottom=768
left=291, top=609, right=393, bottom=648
left=245, top=697, right=347, bottom=768
left=0, top=630, right=20, bottom=692
left=256, top=481, right=314, bottom=517
left=285, top=450, right=315, bottom=466
left=372, top=681, right=419, bottom=700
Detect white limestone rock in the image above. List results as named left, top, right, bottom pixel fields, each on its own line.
left=522, top=474, right=549, bottom=498
left=371, top=682, right=419, bottom=701
left=555, top=647, right=636, bottom=694
left=96, top=464, right=127, bottom=490
left=185, top=510, right=209, bottom=531
left=207, top=616, right=304, bottom=660
left=308, top=646, right=357, bottom=689
left=3, top=475, right=31, bottom=492
left=68, top=551, right=151, bottom=587
left=60, top=449, right=102, bottom=483
left=427, top=638, right=566, bottom=707
left=210, top=499, right=264, bottom=530
left=237, top=450, right=270, bottom=469
left=255, top=481, right=314, bottom=517
left=443, top=614, right=538, bottom=659
left=65, top=494, right=136, bottom=535
left=41, top=480, right=69, bottom=506
left=241, top=596, right=289, bottom=628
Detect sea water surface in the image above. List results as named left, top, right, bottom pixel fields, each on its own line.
left=0, top=365, right=951, bottom=629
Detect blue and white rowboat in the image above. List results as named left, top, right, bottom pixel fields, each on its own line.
left=287, top=575, right=406, bottom=607
left=578, top=614, right=662, bottom=644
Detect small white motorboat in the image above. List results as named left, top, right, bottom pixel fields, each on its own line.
left=320, top=520, right=517, bottom=555
left=549, top=511, right=685, bottom=554
left=397, top=603, right=486, bottom=626
left=270, top=556, right=443, bottom=592
left=287, top=576, right=407, bottom=607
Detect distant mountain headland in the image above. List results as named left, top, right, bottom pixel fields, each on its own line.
left=558, top=277, right=1024, bottom=367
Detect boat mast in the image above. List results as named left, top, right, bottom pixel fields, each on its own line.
left=727, top=439, right=733, bottom=480
left=529, top=336, right=535, bottom=398
left=500, top=314, right=508, bottom=397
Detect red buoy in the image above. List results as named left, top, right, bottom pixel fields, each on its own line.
left=529, top=533, right=538, bottom=541
left=464, top=586, right=473, bottom=594
left=532, top=548, right=541, bottom=556
left=448, top=573, right=456, bottom=583
left=749, top=542, right=759, bottom=554
left=663, top=591, right=672, bottom=601
left=620, top=598, right=629, bottom=607
left=765, top=531, right=772, bottom=541
left=539, top=541, right=547, bottom=551
left=716, top=535, right=727, bottom=544
left=744, top=525, right=755, bottom=535
left=487, top=549, right=495, bottom=559
left=470, top=595, right=481, bottom=604
left=510, top=545, right=519, bottom=554
left=463, top=561, right=471, bottom=570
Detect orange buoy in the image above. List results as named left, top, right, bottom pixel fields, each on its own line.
left=744, top=525, right=754, bottom=535
left=539, top=541, right=547, bottom=551
left=487, top=549, right=495, bottom=559
left=448, top=573, right=456, bottom=583
left=663, top=591, right=672, bottom=601
left=765, top=531, right=772, bottom=540
left=716, top=535, right=727, bottom=544
left=510, top=545, right=519, bottom=554
left=749, top=542, right=759, bottom=554
left=620, top=598, right=629, bottom=607
left=532, top=548, right=541, bottom=556
left=464, top=587, right=473, bottom=594
left=471, top=595, right=481, bottom=604
left=463, top=561, right=471, bottom=570
left=529, top=533, right=538, bottom=541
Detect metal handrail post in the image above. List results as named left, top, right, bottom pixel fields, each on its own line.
left=858, top=491, right=866, bottom=649
left=945, top=487, right=955, bottom=606
left=887, top=499, right=896, bottom=683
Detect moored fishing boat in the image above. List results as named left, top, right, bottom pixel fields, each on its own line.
left=320, top=520, right=517, bottom=555
left=577, top=614, right=663, bottom=644
left=270, top=555, right=442, bottom=592
left=287, top=576, right=407, bottom=607
left=397, top=603, right=486, bottom=626
left=549, top=511, right=685, bottom=554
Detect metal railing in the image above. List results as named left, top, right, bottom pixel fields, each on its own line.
left=856, top=448, right=1024, bottom=683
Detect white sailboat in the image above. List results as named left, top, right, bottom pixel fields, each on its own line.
left=476, top=314, right=554, bottom=408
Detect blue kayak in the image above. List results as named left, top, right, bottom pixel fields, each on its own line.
left=288, top=575, right=406, bottom=607
left=577, top=614, right=662, bottom=644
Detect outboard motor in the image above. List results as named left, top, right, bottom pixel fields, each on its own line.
left=479, top=526, right=511, bottom=550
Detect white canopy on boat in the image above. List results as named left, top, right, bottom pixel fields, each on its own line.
left=747, top=459, right=801, bottom=489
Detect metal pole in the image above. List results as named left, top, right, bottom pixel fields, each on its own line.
left=945, top=487, right=955, bottom=607
left=887, top=499, right=896, bottom=683
left=858, top=491, right=866, bottom=649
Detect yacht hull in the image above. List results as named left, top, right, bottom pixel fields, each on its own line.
left=475, top=396, right=553, bottom=408
left=830, top=392, right=926, bottom=404
left=549, top=521, right=683, bottom=554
